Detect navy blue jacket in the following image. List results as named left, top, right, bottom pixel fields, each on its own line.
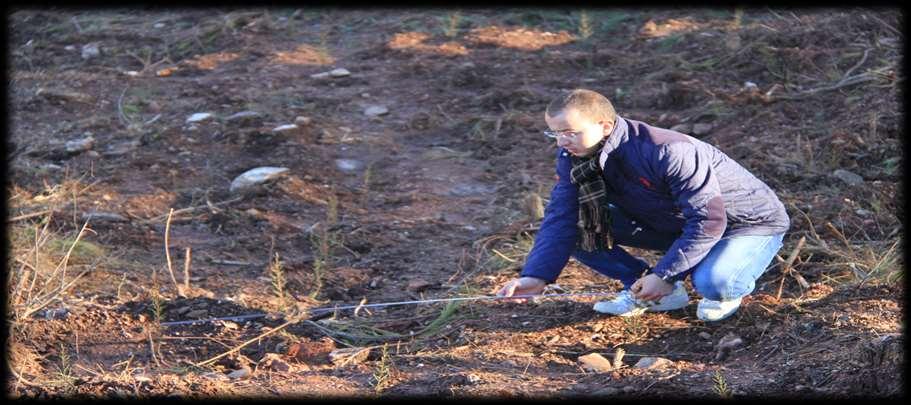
left=520, top=117, right=790, bottom=283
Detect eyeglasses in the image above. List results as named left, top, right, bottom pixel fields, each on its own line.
left=543, top=129, right=582, bottom=140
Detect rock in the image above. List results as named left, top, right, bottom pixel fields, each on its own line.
left=670, top=123, right=692, bottom=134
left=86, top=151, right=100, bottom=159
left=407, top=278, right=433, bottom=292
left=329, top=347, right=371, bottom=366
left=82, top=211, right=128, bottom=223
left=622, top=385, right=636, bottom=393
left=229, top=167, right=290, bottom=192
left=65, top=136, right=95, bottom=154
left=593, top=387, right=620, bottom=395
left=38, top=163, right=64, bottom=173
left=334, top=159, right=363, bottom=172
left=81, top=43, right=101, bottom=60
left=153, top=22, right=165, bottom=28
left=133, top=374, right=153, bottom=383
left=743, top=81, right=759, bottom=91
left=699, top=331, right=712, bottom=340
left=855, top=208, right=873, bottom=217
left=633, top=356, right=672, bottom=370
left=329, top=68, right=350, bottom=77
left=64, top=45, right=77, bottom=51
left=225, top=111, right=263, bottom=124
left=258, top=353, right=291, bottom=372
left=578, top=353, right=614, bottom=372
left=200, top=372, right=229, bottom=381
left=717, top=333, right=743, bottom=350
left=175, top=306, right=192, bottom=315
left=294, top=116, right=312, bottom=126
left=185, top=309, right=208, bottom=318
left=124, top=70, right=140, bottom=77
left=364, top=105, right=389, bottom=117
left=310, top=71, right=331, bottom=79
left=186, top=113, right=215, bottom=124
left=715, top=333, right=744, bottom=361
left=40, top=308, right=69, bottom=320
left=833, top=169, right=864, bottom=186
left=102, top=140, right=139, bottom=157
left=692, top=123, right=713, bottom=136
left=272, top=124, right=298, bottom=133
left=227, top=366, right=252, bottom=379
left=36, top=88, right=93, bottom=104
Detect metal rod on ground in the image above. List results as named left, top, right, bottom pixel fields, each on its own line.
left=160, top=291, right=617, bottom=327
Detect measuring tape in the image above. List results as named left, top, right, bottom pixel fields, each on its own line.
left=159, top=291, right=617, bottom=327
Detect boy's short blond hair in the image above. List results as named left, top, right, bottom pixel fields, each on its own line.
left=546, top=89, right=617, bottom=124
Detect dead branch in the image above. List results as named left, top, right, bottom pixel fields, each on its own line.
left=776, top=236, right=807, bottom=300
left=140, top=196, right=244, bottom=224
left=163, top=208, right=181, bottom=295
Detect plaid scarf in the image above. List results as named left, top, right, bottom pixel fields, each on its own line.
left=569, top=139, right=613, bottom=252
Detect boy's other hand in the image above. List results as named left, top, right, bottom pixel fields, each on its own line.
left=495, top=277, right=547, bottom=303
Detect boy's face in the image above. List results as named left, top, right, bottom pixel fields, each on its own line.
left=544, top=108, right=613, bottom=157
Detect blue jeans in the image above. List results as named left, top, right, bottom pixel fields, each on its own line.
left=573, top=204, right=785, bottom=301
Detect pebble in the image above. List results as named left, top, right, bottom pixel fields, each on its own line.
left=329, top=347, right=371, bottom=365
left=81, top=43, right=101, bottom=60
left=200, top=372, right=229, bottom=381
left=225, top=111, right=263, bottom=123
left=186, top=112, right=214, bottom=124
left=622, top=385, right=636, bottom=393
left=633, top=356, right=672, bottom=370
left=133, top=374, right=153, bottom=383
left=124, top=71, right=140, bottom=77
left=64, top=45, right=76, bottom=51
left=334, top=159, right=363, bottom=172
left=692, top=123, right=713, bottom=136
left=310, top=71, right=331, bottom=79
left=86, top=151, right=100, bottom=158
left=294, top=116, right=312, bottom=126
left=855, top=208, right=873, bottom=217
left=38, top=163, right=64, bottom=173
left=229, top=167, right=290, bottom=192
left=272, top=124, right=298, bottom=133
left=329, top=68, right=350, bottom=77
left=227, top=367, right=252, bottom=379
left=670, top=123, right=692, bottom=134
left=717, top=333, right=744, bottom=351
left=406, top=278, right=433, bottom=292
left=743, top=81, right=759, bottom=91
left=153, top=22, right=165, bottom=28
left=364, top=105, right=389, bottom=117
left=82, top=211, right=128, bottom=223
left=258, top=353, right=290, bottom=372
left=832, top=169, right=864, bottom=186
left=65, top=136, right=95, bottom=153
left=103, top=140, right=140, bottom=157
left=699, top=331, right=712, bottom=340
left=578, top=353, right=615, bottom=372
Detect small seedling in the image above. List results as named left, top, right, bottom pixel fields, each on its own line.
left=372, top=343, right=393, bottom=394
left=713, top=369, right=732, bottom=398
left=269, top=252, right=288, bottom=311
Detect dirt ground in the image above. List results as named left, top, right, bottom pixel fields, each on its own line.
left=6, top=8, right=903, bottom=398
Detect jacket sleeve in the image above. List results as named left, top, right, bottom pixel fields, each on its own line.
left=651, top=142, right=727, bottom=280
left=519, top=149, right=579, bottom=284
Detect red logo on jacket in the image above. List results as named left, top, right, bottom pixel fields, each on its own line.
left=638, top=177, right=653, bottom=189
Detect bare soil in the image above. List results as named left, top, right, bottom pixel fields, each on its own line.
left=7, top=8, right=903, bottom=398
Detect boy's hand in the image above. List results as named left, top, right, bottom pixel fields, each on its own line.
left=631, top=274, right=674, bottom=301
left=495, top=277, right=547, bottom=303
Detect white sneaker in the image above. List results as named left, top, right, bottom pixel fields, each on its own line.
left=696, top=297, right=743, bottom=321
left=593, top=282, right=690, bottom=316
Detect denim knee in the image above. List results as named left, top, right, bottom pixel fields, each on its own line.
left=691, top=269, right=727, bottom=301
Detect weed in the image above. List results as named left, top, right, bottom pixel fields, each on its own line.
left=54, top=343, right=77, bottom=392
left=269, top=252, right=289, bottom=311
left=150, top=269, right=164, bottom=323
left=442, top=10, right=462, bottom=38
left=308, top=195, right=340, bottom=299
left=372, top=343, right=393, bottom=394
left=712, top=369, right=733, bottom=398
left=577, top=10, right=593, bottom=41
